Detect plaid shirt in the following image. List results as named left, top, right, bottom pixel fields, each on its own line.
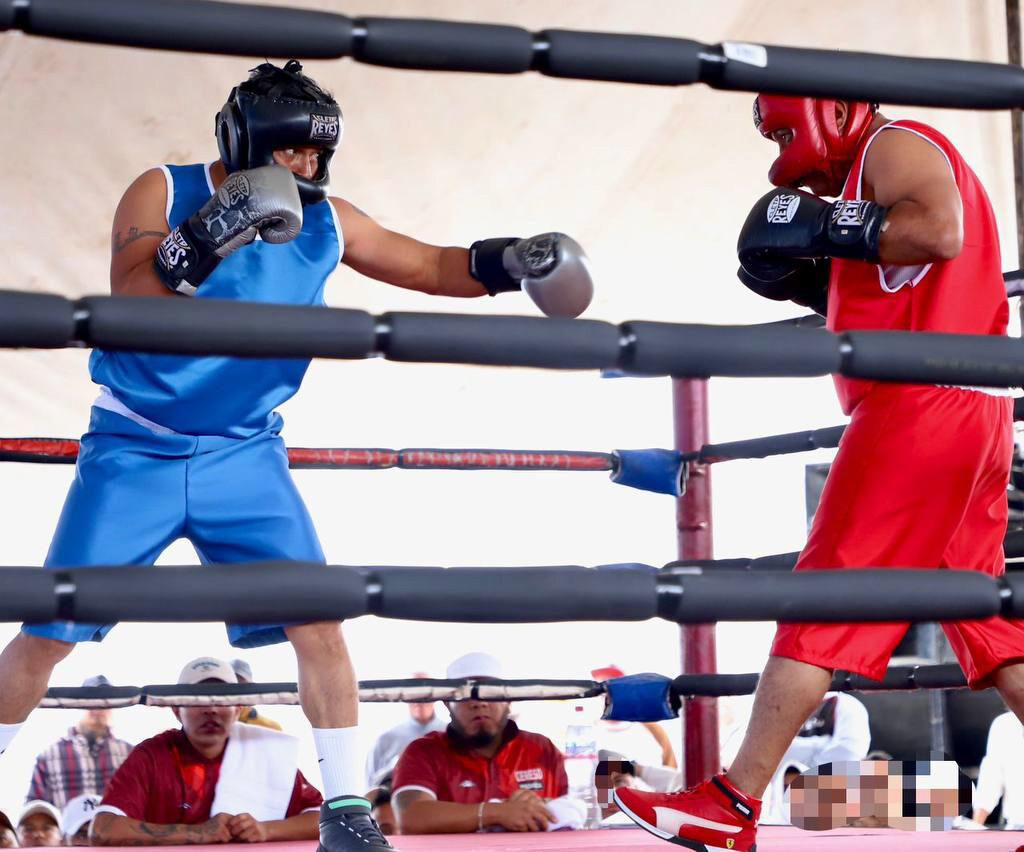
left=27, top=726, right=133, bottom=809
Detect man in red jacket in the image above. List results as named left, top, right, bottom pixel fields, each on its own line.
left=392, top=653, right=567, bottom=834
left=92, top=657, right=322, bottom=845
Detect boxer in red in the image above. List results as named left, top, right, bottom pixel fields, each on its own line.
left=615, top=96, right=1024, bottom=851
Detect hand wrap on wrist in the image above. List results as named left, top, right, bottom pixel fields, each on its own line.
left=469, top=237, right=522, bottom=296
left=825, top=199, right=887, bottom=263
left=154, top=218, right=222, bottom=296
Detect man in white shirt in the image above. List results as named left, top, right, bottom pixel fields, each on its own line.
left=365, top=674, right=447, bottom=791
left=973, top=710, right=1024, bottom=827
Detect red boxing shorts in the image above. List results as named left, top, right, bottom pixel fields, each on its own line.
left=771, top=383, right=1024, bottom=688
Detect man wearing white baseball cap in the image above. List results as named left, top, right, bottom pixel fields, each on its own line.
left=91, top=656, right=322, bottom=845
left=392, top=653, right=568, bottom=835
left=61, top=795, right=99, bottom=846
left=16, top=801, right=61, bottom=847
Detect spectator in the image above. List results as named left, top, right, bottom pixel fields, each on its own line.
left=26, top=675, right=133, bottom=809
left=230, top=659, right=284, bottom=732
left=591, top=666, right=678, bottom=771
left=0, top=810, right=17, bottom=848
left=595, top=750, right=682, bottom=819
left=61, top=795, right=99, bottom=847
left=973, top=710, right=1024, bottom=827
left=15, top=803, right=60, bottom=848
left=367, top=774, right=397, bottom=837
left=91, top=656, right=322, bottom=845
left=759, top=692, right=871, bottom=825
left=393, top=653, right=568, bottom=834
left=365, top=672, right=447, bottom=789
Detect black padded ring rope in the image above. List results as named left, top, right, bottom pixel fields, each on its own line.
left=3, top=563, right=1024, bottom=625
left=5, top=291, right=1024, bottom=388
left=4, top=0, right=1024, bottom=109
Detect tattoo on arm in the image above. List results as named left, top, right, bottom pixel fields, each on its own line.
left=113, top=226, right=168, bottom=254
left=103, top=819, right=220, bottom=846
left=135, top=822, right=180, bottom=839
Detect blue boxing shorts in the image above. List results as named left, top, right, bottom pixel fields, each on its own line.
left=23, top=405, right=326, bottom=648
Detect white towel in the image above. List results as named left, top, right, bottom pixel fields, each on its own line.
left=210, top=722, right=299, bottom=821
left=545, top=796, right=587, bottom=831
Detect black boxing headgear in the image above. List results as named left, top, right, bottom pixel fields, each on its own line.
left=216, top=60, right=343, bottom=206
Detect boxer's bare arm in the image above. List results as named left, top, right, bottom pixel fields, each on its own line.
left=110, top=168, right=174, bottom=298
left=862, top=129, right=963, bottom=266
left=330, top=197, right=486, bottom=298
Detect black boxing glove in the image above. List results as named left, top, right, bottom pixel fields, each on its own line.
left=737, top=188, right=887, bottom=275
left=155, top=165, right=302, bottom=296
left=737, top=257, right=830, bottom=317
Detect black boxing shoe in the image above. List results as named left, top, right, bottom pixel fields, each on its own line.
left=317, top=796, right=395, bottom=851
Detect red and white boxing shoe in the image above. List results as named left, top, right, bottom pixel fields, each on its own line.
left=613, top=774, right=760, bottom=851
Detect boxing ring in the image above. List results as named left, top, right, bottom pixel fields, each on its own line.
left=7, top=1, right=1024, bottom=850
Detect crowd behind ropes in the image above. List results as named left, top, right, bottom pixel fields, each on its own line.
left=2, top=651, right=1020, bottom=846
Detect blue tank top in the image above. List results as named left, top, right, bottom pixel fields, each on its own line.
left=90, top=163, right=342, bottom=437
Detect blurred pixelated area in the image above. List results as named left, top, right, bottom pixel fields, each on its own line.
left=790, top=759, right=971, bottom=832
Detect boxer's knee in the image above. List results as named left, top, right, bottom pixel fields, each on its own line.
left=285, top=620, right=346, bottom=661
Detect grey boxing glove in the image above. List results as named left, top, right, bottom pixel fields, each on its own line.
left=155, top=165, right=303, bottom=295
left=470, top=232, right=594, bottom=318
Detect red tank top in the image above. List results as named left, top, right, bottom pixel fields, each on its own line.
left=827, top=119, right=1008, bottom=413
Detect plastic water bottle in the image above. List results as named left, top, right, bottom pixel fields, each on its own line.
left=564, top=704, right=600, bottom=828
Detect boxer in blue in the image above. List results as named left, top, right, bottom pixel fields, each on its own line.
left=0, top=61, right=593, bottom=851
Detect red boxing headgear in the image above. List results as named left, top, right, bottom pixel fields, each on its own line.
left=753, top=95, right=876, bottom=189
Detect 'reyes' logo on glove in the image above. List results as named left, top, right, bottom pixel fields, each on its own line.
left=215, top=173, right=252, bottom=208
left=202, top=173, right=253, bottom=240
left=831, top=200, right=871, bottom=229
left=766, top=193, right=801, bottom=224
left=157, top=230, right=192, bottom=270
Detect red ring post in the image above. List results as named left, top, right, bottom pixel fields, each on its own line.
left=673, top=378, right=720, bottom=786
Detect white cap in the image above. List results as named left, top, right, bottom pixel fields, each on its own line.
left=18, top=800, right=60, bottom=828
left=446, top=652, right=503, bottom=680
left=177, top=656, right=238, bottom=686
left=62, top=795, right=100, bottom=837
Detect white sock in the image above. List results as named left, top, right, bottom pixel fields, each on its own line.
left=312, top=726, right=363, bottom=800
left=0, top=722, right=23, bottom=757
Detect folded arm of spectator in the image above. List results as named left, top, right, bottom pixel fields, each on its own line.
left=394, top=789, right=552, bottom=834
left=92, top=806, right=317, bottom=843
left=91, top=808, right=318, bottom=845
left=226, top=810, right=319, bottom=842
left=90, top=811, right=234, bottom=846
